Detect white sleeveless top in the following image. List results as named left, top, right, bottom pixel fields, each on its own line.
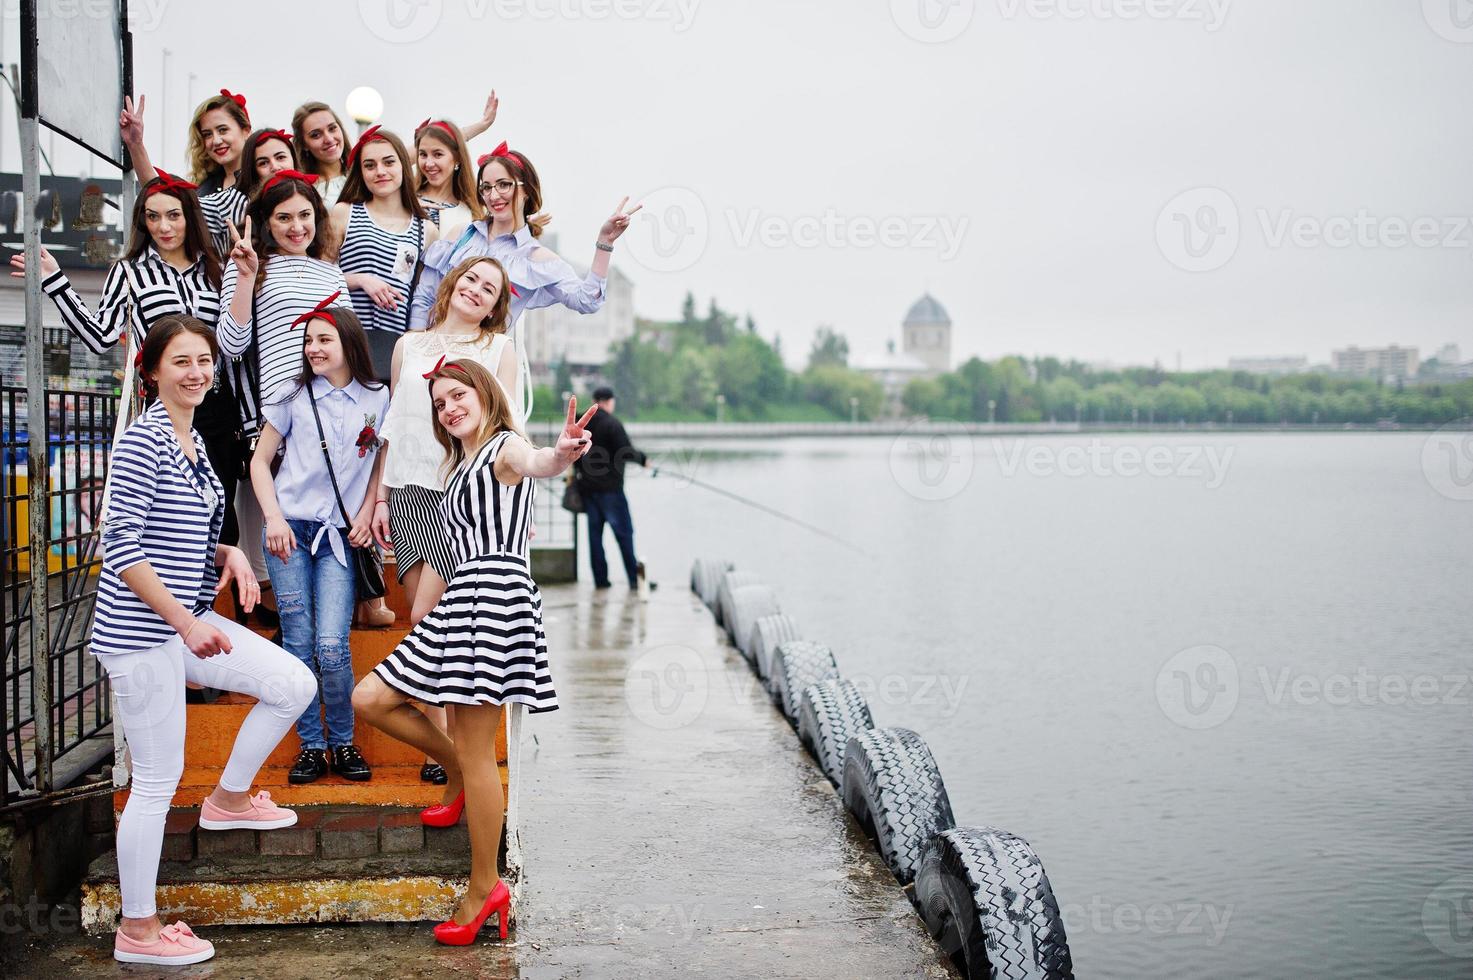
left=379, top=329, right=511, bottom=491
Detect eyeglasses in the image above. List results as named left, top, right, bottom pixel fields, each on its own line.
left=477, top=179, right=521, bottom=198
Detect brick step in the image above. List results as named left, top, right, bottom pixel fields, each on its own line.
left=115, top=764, right=506, bottom=810
left=80, top=804, right=509, bottom=930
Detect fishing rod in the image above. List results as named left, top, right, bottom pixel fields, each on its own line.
left=642, top=465, right=874, bottom=559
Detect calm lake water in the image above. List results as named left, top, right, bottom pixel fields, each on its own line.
left=615, top=431, right=1473, bottom=980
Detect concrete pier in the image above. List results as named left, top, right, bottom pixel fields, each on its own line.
left=3, top=581, right=955, bottom=978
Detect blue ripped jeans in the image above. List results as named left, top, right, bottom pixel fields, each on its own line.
left=264, top=519, right=356, bottom=749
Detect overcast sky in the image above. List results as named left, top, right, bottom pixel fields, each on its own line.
left=4, top=0, right=1472, bottom=370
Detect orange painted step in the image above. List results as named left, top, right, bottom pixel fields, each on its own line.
left=114, top=762, right=507, bottom=810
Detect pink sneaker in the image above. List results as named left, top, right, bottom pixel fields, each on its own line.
left=198, top=790, right=298, bottom=830
left=114, top=920, right=215, bottom=965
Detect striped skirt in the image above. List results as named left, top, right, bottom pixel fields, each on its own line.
left=373, top=552, right=558, bottom=711
left=388, top=484, right=456, bottom=583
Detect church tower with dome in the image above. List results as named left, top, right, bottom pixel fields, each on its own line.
left=901, top=293, right=951, bottom=375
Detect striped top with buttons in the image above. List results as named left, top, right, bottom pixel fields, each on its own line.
left=40, top=248, right=222, bottom=354
left=338, top=203, right=425, bottom=334
left=199, top=188, right=248, bottom=259
left=217, top=255, right=348, bottom=434
left=92, top=400, right=225, bottom=657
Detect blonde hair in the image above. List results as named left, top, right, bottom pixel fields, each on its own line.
left=428, top=257, right=512, bottom=337
left=187, top=93, right=251, bottom=184
left=427, top=359, right=524, bottom=482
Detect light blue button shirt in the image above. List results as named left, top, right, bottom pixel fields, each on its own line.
left=262, top=375, right=391, bottom=566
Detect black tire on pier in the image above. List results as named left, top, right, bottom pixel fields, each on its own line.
left=797, top=678, right=874, bottom=785
left=749, top=613, right=801, bottom=677
left=915, top=827, right=1074, bottom=980
left=716, top=570, right=762, bottom=628
left=729, top=585, right=780, bottom=651
left=769, top=640, right=840, bottom=723
left=840, top=727, right=956, bottom=885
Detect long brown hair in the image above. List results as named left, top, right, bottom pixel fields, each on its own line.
left=476, top=150, right=547, bottom=238
left=277, top=306, right=385, bottom=403
left=338, top=130, right=426, bottom=218
left=414, top=120, right=483, bottom=220
left=291, top=101, right=350, bottom=177
left=187, top=93, right=251, bottom=184
left=125, top=180, right=221, bottom=289
left=246, top=177, right=334, bottom=293
left=428, top=257, right=512, bottom=337
left=140, top=315, right=220, bottom=399
left=234, top=129, right=300, bottom=201
left=427, top=359, right=522, bottom=481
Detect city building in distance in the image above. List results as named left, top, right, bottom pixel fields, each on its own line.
left=854, top=293, right=952, bottom=406
left=1331, top=345, right=1419, bottom=382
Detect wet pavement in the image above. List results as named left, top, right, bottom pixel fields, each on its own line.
left=4, top=581, right=955, bottom=979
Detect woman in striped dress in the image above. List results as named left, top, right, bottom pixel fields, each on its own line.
left=371, top=256, right=518, bottom=779
left=331, top=126, right=439, bottom=335
left=10, top=170, right=242, bottom=550
left=354, top=359, right=594, bottom=947
left=292, top=101, right=350, bottom=209
left=218, top=172, right=347, bottom=585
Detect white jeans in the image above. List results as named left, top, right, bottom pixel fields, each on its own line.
left=102, top=611, right=316, bottom=919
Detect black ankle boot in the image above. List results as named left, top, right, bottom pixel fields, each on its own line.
left=288, top=748, right=329, bottom=784
left=330, top=745, right=372, bottom=782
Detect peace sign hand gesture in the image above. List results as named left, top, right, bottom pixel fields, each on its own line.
left=554, top=396, right=598, bottom=463
left=598, top=197, right=644, bottom=245
left=227, top=215, right=258, bottom=278
left=119, top=94, right=145, bottom=149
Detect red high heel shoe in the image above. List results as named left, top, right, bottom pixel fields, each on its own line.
left=433, top=880, right=511, bottom=945
left=420, top=790, right=464, bottom=828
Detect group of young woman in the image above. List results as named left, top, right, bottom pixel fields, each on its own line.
left=12, top=86, right=639, bottom=966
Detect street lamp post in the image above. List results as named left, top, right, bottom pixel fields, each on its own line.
left=987, top=399, right=996, bottom=425
left=715, top=393, right=725, bottom=423
left=849, top=396, right=858, bottom=424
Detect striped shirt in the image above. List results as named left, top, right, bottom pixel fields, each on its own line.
left=40, top=248, right=221, bottom=354
left=338, top=203, right=425, bottom=334
left=445, top=430, right=535, bottom=565
left=92, top=400, right=224, bottom=657
left=199, top=188, right=248, bottom=259
left=217, top=255, right=348, bottom=433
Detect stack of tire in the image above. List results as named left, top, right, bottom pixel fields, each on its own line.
left=693, top=559, right=1075, bottom=980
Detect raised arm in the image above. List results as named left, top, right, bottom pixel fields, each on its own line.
left=10, top=248, right=129, bottom=354
left=119, top=95, right=155, bottom=186
left=216, top=217, right=259, bottom=355
left=459, top=90, right=498, bottom=143
left=493, top=396, right=595, bottom=484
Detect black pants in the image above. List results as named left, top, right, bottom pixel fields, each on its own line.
left=583, top=489, right=638, bottom=587
left=195, top=385, right=239, bottom=547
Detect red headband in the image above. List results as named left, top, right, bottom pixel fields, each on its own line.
left=422, top=354, right=448, bottom=379
left=219, top=88, right=248, bottom=117
left=292, top=290, right=343, bottom=330
left=150, top=167, right=198, bottom=193
left=257, top=128, right=292, bottom=145
left=260, top=169, right=320, bottom=195
left=417, top=117, right=457, bottom=139
left=476, top=140, right=518, bottom=170
left=347, top=124, right=384, bottom=168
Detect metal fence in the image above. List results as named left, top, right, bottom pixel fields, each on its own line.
left=1, top=384, right=117, bottom=810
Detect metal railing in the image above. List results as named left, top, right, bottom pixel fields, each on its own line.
left=1, top=384, right=117, bottom=810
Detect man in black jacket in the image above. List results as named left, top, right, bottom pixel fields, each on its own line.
left=574, top=386, right=648, bottom=589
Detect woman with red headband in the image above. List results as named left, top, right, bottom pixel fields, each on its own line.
left=8, top=155, right=245, bottom=560
left=331, top=127, right=439, bottom=335
left=291, top=101, right=350, bottom=208
left=408, top=142, right=640, bottom=418
left=196, top=128, right=299, bottom=258
left=413, top=118, right=482, bottom=241
left=217, top=173, right=347, bottom=589
left=187, top=89, right=252, bottom=194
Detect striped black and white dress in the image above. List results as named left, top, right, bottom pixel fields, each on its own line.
left=338, top=203, right=424, bottom=335
left=199, top=187, right=247, bottom=259
left=217, top=255, right=348, bottom=434
left=374, top=430, right=556, bottom=711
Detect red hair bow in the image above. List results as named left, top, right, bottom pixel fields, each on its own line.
left=257, top=128, right=293, bottom=144
left=347, top=124, right=384, bottom=168
left=219, top=88, right=248, bottom=116
left=260, top=169, right=320, bottom=195
left=421, top=354, right=448, bottom=379
left=476, top=141, right=518, bottom=170
left=150, top=167, right=198, bottom=193
left=291, top=290, right=342, bottom=330
left=417, top=117, right=456, bottom=138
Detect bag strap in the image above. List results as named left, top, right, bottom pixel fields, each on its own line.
left=402, top=216, right=425, bottom=332
left=306, top=384, right=356, bottom=529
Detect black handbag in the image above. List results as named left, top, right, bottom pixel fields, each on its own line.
left=234, top=289, right=281, bottom=478
left=306, top=384, right=387, bottom=601
left=561, top=476, right=584, bottom=513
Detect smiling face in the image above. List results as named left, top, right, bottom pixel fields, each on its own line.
left=269, top=192, right=316, bottom=254
left=199, top=108, right=246, bottom=169
left=360, top=140, right=402, bottom=198
left=143, top=191, right=187, bottom=253
left=449, top=260, right=505, bottom=320
left=301, top=110, right=343, bottom=165
left=417, top=140, right=453, bottom=193
left=478, top=160, right=523, bottom=222
left=253, top=137, right=294, bottom=180
left=432, top=375, right=483, bottom=442
left=303, top=321, right=344, bottom=376
left=152, top=330, right=215, bottom=410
